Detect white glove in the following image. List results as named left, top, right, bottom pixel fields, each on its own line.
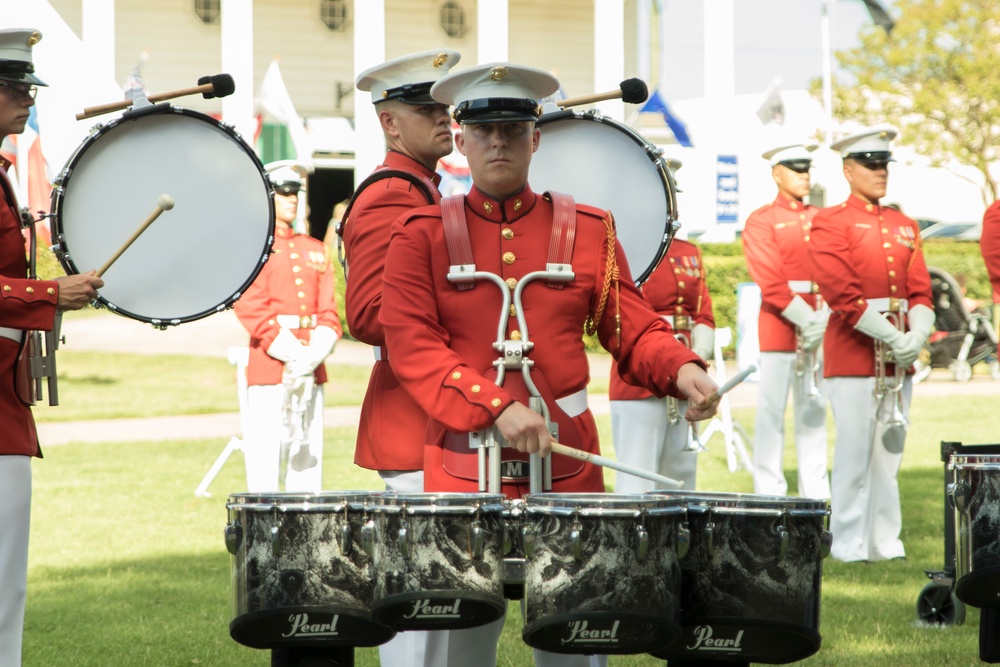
left=266, top=326, right=304, bottom=362
left=907, top=304, right=935, bottom=345
left=283, top=326, right=339, bottom=379
left=691, top=323, right=715, bottom=362
left=309, top=325, right=339, bottom=359
left=284, top=344, right=318, bottom=379
left=800, top=309, right=830, bottom=351
left=891, top=305, right=935, bottom=369
left=853, top=306, right=904, bottom=347
left=781, top=295, right=815, bottom=330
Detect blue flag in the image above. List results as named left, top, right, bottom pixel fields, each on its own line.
left=641, top=90, right=693, bottom=147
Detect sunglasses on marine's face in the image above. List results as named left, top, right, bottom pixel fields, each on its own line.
left=0, top=83, right=37, bottom=100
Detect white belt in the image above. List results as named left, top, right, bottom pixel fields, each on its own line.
left=555, top=388, right=589, bottom=418
left=788, top=280, right=814, bottom=293
left=373, top=346, right=387, bottom=361
left=867, top=297, right=909, bottom=313
left=0, top=326, right=22, bottom=343
left=661, top=315, right=674, bottom=327
left=276, top=314, right=317, bottom=329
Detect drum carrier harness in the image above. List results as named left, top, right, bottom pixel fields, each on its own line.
left=440, top=191, right=580, bottom=495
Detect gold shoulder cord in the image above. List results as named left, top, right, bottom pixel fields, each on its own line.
left=585, top=211, right=620, bottom=349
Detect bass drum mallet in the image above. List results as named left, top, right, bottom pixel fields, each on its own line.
left=557, top=77, right=649, bottom=109
left=75, top=73, right=236, bottom=121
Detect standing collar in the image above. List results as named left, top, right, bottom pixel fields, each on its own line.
left=465, top=183, right=537, bottom=223
left=845, top=193, right=883, bottom=214
left=774, top=193, right=810, bottom=211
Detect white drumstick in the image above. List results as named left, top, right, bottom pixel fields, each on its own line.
left=694, top=364, right=757, bottom=411
left=551, top=442, right=684, bottom=489
left=97, top=194, right=175, bottom=278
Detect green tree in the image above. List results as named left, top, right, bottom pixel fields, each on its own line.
left=830, top=0, right=1000, bottom=204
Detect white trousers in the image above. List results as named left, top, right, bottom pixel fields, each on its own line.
left=610, top=396, right=698, bottom=492
left=243, top=383, right=324, bottom=493
left=0, top=456, right=31, bottom=667
left=752, top=351, right=830, bottom=499
left=825, top=375, right=911, bottom=562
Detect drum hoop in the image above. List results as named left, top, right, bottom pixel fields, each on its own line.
left=534, top=109, right=678, bottom=285
left=949, top=454, right=1000, bottom=468
left=51, top=105, right=275, bottom=326
left=371, top=492, right=506, bottom=513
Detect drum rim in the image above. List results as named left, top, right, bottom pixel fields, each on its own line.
left=532, top=109, right=678, bottom=286
left=651, top=490, right=830, bottom=512
left=50, top=105, right=275, bottom=326
left=370, top=491, right=506, bottom=512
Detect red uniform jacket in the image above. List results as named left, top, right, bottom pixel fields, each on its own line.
left=808, top=195, right=933, bottom=377
left=380, top=184, right=703, bottom=498
left=0, top=165, right=58, bottom=457
left=234, top=225, right=341, bottom=386
left=980, top=200, right=1000, bottom=304
left=609, top=238, right=714, bottom=401
left=742, top=194, right=821, bottom=352
left=343, top=151, right=442, bottom=471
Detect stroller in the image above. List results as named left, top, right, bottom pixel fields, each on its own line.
left=915, top=266, right=1000, bottom=383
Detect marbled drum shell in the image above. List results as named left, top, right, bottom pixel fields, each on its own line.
left=950, top=455, right=1000, bottom=607
left=369, top=492, right=507, bottom=628
left=227, top=492, right=375, bottom=618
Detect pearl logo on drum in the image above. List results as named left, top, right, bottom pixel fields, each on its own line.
left=686, top=625, right=745, bottom=652
left=281, top=613, right=341, bottom=639
left=560, top=620, right=621, bottom=646
left=402, top=599, right=462, bottom=620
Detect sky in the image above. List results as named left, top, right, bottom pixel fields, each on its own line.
left=658, top=0, right=894, bottom=100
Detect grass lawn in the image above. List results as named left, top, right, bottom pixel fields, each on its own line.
left=21, top=373, right=1000, bottom=666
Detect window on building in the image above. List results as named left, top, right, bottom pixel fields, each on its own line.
left=194, top=0, right=220, bottom=24
left=320, top=0, right=350, bottom=32
left=439, top=1, right=468, bottom=38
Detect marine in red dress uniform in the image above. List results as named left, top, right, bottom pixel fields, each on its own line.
left=742, top=143, right=830, bottom=500
left=808, top=126, right=934, bottom=562
left=609, top=173, right=716, bottom=492
left=346, top=50, right=459, bottom=488
left=0, top=29, right=102, bottom=666
left=980, top=199, right=1000, bottom=331
left=378, top=63, right=719, bottom=667
left=234, top=164, right=341, bottom=493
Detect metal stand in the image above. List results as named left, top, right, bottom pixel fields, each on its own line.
left=194, top=346, right=249, bottom=496
left=696, top=327, right=754, bottom=472
left=270, top=647, right=354, bottom=667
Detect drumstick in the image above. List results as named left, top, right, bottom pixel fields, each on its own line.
left=558, top=78, right=649, bottom=109
left=692, top=364, right=757, bottom=412
left=75, top=74, right=236, bottom=120
left=97, top=194, right=175, bottom=278
left=550, top=442, right=684, bottom=489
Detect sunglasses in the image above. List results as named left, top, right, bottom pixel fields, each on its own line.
left=0, top=82, right=37, bottom=100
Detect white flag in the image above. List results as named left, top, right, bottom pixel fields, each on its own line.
left=756, top=77, right=785, bottom=126
left=255, top=58, right=314, bottom=168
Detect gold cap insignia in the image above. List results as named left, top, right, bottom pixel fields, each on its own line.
left=489, top=66, right=509, bottom=81
left=27, top=32, right=41, bottom=47
left=381, top=90, right=388, bottom=98
left=879, top=131, right=889, bottom=139
left=433, top=53, right=448, bottom=68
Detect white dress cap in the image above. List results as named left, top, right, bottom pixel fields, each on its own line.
left=356, top=49, right=461, bottom=105
left=0, top=29, right=46, bottom=86
left=265, top=162, right=310, bottom=190
left=431, top=63, right=560, bottom=123
left=830, top=125, right=898, bottom=158
left=761, top=143, right=818, bottom=166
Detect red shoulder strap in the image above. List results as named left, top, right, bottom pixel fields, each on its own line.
left=546, top=191, right=577, bottom=289
left=440, top=194, right=475, bottom=291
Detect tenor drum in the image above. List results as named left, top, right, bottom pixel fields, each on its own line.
left=651, top=492, right=830, bottom=664
left=949, top=454, right=1000, bottom=607
left=51, top=105, right=274, bottom=325
left=529, top=109, right=679, bottom=285
left=368, top=492, right=507, bottom=630
left=521, top=493, right=687, bottom=655
left=224, top=491, right=395, bottom=649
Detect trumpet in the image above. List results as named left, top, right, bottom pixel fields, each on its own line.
left=873, top=306, right=908, bottom=428
left=795, top=291, right=824, bottom=401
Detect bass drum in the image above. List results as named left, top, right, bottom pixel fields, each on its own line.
left=530, top=109, right=679, bottom=286
left=51, top=104, right=274, bottom=326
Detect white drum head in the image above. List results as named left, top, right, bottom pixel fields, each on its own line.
left=530, top=112, right=677, bottom=285
left=53, top=108, right=274, bottom=324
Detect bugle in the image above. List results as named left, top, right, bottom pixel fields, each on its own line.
left=873, top=307, right=907, bottom=427
left=795, top=291, right=824, bottom=400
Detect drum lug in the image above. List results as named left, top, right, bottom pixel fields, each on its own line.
left=774, top=522, right=790, bottom=560
left=676, top=522, right=691, bottom=560
left=522, top=525, right=537, bottom=559
left=270, top=521, right=284, bottom=558
left=949, top=482, right=971, bottom=513
left=571, top=522, right=584, bottom=562
left=820, top=529, right=833, bottom=559
left=635, top=524, right=650, bottom=562
left=470, top=520, right=484, bottom=559
left=361, top=519, right=375, bottom=557
left=705, top=520, right=715, bottom=559
left=223, top=522, right=242, bottom=555
left=398, top=520, right=413, bottom=560
left=339, top=523, right=353, bottom=555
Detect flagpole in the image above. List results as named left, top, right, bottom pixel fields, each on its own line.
left=821, top=0, right=834, bottom=143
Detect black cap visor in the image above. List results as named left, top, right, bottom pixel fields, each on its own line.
left=847, top=150, right=893, bottom=169
left=0, top=59, right=47, bottom=86
left=274, top=183, right=302, bottom=196
left=379, top=81, right=437, bottom=105
left=778, top=159, right=812, bottom=174
left=454, top=98, right=541, bottom=124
